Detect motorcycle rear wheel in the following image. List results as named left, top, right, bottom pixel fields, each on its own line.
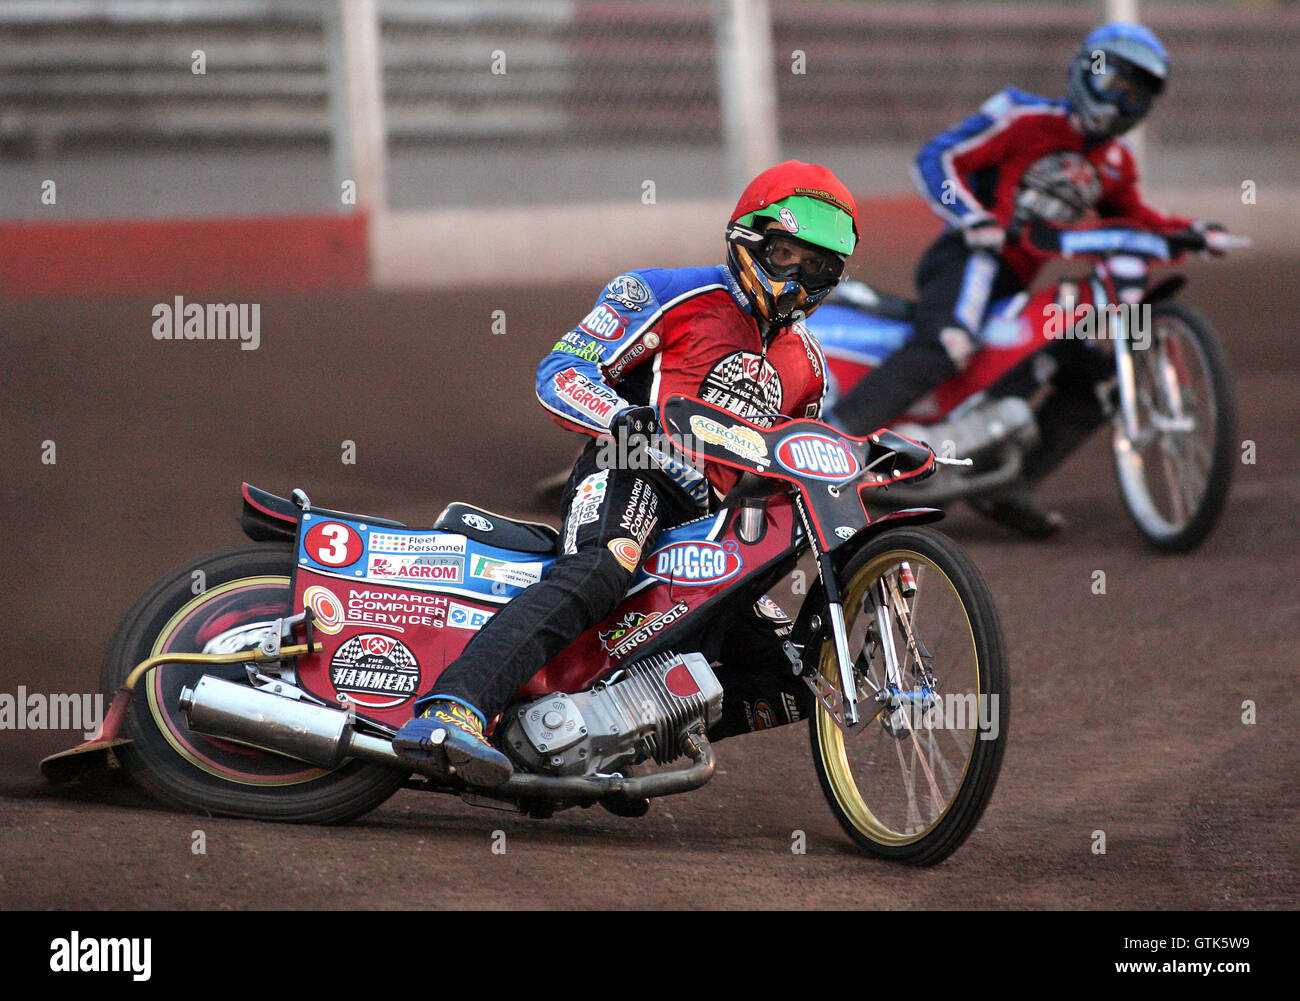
left=101, top=544, right=409, bottom=823
left=1112, top=300, right=1237, bottom=552
left=809, top=527, right=1008, bottom=865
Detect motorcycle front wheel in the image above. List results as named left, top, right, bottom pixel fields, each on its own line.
left=1112, top=300, right=1237, bottom=552
left=809, top=527, right=1008, bottom=865
left=101, top=544, right=409, bottom=823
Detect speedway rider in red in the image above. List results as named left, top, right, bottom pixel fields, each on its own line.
left=393, top=161, right=858, bottom=786
left=831, top=23, right=1220, bottom=536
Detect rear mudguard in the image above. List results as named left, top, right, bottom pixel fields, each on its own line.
left=787, top=507, right=944, bottom=657
left=240, top=483, right=299, bottom=542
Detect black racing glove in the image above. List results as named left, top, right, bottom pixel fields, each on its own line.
left=1173, top=220, right=1228, bottom=257
left=612, top=405, right=658, bottom=437
left=960, top=213, right=1006, bottom=252
left=609, top=405, right=660, bottom=460
left=1194, top=220, right=1230, bottom=257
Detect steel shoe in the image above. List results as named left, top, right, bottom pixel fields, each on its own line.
left=392, top=697, right=513, bottom=788
left=967, top=487, right=1066, bottom=539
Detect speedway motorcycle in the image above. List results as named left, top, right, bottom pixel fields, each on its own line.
left=810, top=218, right=1246, bottom=552
left=43, top=395, right=1008, bottom=865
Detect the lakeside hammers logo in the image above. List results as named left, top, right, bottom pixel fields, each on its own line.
left=700, top=350, right=783, bottom=424
left=329, top=632, right=421, bottom=708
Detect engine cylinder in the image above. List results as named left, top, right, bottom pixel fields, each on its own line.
left=503, top=652, right=723, bottom=777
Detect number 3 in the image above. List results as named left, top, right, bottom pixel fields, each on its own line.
left=317, top=524, right=351, bottom=565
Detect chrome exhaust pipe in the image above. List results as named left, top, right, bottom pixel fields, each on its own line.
left=179, top=675, right=716, bottom=803
left=492, top=726, right=716, bottom=804
left=178, top=675, right=406, bottom=772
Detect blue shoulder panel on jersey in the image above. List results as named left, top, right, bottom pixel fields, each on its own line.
left=914, top=103, right=1001, bottom=222
left=1000, top=87, right=1062, bottom=111
left=914, top=88, right=1066, bottom=223
left=536, top=266, right=729, bottom=433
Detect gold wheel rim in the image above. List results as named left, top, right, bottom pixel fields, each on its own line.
left=146, top=575, right=330, bottom=787
left=815, top=549, right=980, bottom=846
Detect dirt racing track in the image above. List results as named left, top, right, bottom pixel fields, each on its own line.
left=1, top=255, right=1296, bottom=910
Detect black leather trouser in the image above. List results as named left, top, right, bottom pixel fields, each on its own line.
left=424, top=438, right=811, bottom=740
left=831, top=229, right=1025, bottom=436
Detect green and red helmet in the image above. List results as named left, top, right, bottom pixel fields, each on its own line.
left=726, top=160, right=859, bottom=328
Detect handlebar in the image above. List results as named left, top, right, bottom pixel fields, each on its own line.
left=1011, top=217, right=1248, bottom=262
left=1205, top=232, right=1253, bottom=252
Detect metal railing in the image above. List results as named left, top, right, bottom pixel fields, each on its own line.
left=1, top=1, right=1295, bottom=152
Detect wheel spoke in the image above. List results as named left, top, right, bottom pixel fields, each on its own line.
left=1160, top=440, right=1188, bottom=523
left=893, top=738, right=924, bottom=833
left=811, top=531, right=1006, bottom=862
left=1114, top=307, right=1230, bottom=545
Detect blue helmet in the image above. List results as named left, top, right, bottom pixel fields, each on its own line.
left=1067, top=23, right=1168, bottom=138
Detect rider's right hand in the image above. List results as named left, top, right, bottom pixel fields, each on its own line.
left=961, top=213, right=1006, bottom=252
left=1173, top=220, right=1231, bottom=257
left=610, top=405, right=659, bottom=449
left=1197, top=221, right=1232, bottom=257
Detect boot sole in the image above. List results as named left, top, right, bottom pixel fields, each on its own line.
left=392, top=730, right=513, bottom=788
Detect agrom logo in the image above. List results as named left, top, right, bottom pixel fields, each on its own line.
left=367, top=554, right=463, bottom=584
left=775, top=432, right=859, bottom=482
left=646, top=540, right=742, bottom=586
left=688, top=415, right=768, bottom=465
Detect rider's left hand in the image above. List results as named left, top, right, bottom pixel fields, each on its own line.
left=1193, top=220, right=1230, bottom=257
left=609, top=405, right=659, bottom=451
left=961, top=213, right=1006, bottom=252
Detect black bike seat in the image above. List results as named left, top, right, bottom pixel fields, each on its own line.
left=432, top=503, right=559, bottom=555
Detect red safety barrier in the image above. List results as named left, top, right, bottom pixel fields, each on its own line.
left=0, top=211, right=370, bottom=297
left=852, top=193, right=941, bottom=258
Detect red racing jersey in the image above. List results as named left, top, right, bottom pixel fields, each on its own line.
left=913, top=88, right=1192, bottom=281
left=536, top=266, right=828, bottom=504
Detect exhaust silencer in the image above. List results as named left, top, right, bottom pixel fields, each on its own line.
left=178, top=675, right=402, bottom=771
left=177, top=675, right=717, bottom=804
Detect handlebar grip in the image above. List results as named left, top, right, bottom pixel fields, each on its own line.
left=1208, top=233, right=1252, bottom=250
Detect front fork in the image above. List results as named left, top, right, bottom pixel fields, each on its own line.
left=1110, top=285, right=1192, bottom=447
left=820, top=553, right=862, bottom=726
left=803, top=551, right=925, bottom=736
left=1112, top=297, right=1143, bottom=445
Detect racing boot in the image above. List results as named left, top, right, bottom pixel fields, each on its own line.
left=392, top=696, right=513, bottom=788
left=967, top=482, right=1066, bottom=539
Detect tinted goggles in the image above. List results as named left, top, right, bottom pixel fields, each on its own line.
left=1087, top=63, right=1163, bottom=116
left=758, top=232, right=845, bottom=292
